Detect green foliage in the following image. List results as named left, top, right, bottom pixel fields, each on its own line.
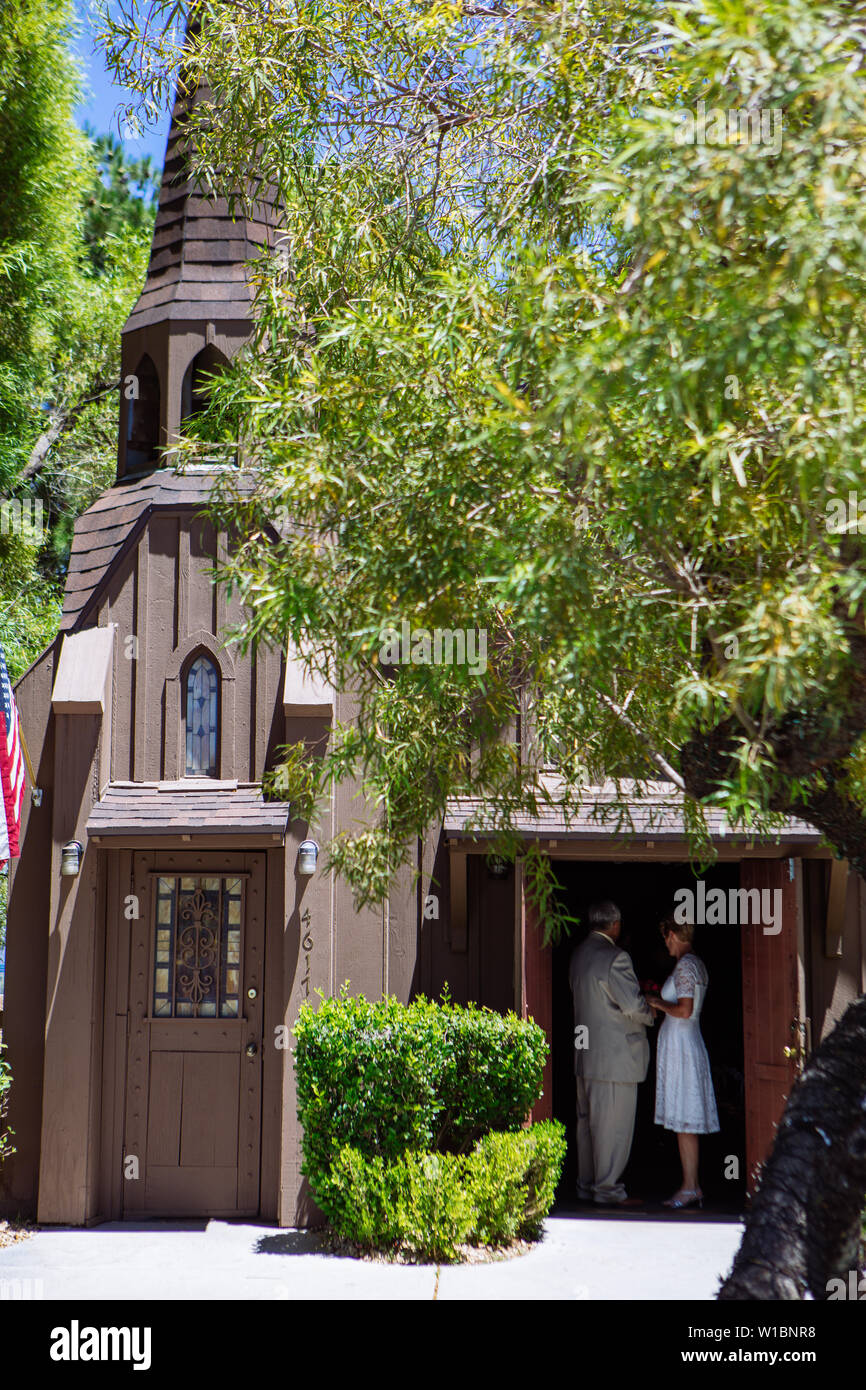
left=468, top=1123, right=567, bottom=1246
left=0, top=516, right=63, bottom=681
left=523, top=843, right=580, bottom=947
left=293, top=989, right=548, bottom=1179
left=0, top=0, right=87, bottom=476
left=321, top=1123, right=566, bottom=1261
left=102, top=1, right=866, bottom=914
left=0, top=1044, right=15, bottom=1168
left=80, top=128, right=158, bottom=274
left=293, top=990, right=559, bottom=1258
left=0, top=0, right=156, bottom=681
left=0, top=582, right=62, bottom=686
left=324, top=1146, right=474, bottom=1260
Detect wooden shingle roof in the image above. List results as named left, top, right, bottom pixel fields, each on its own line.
left=87, top=782, right=290, bottom=838
left=444, top=778, right=823, bottom=844
left=61, top=467, right=251, bottom=632
left=123, top=80, right=281, bottom=334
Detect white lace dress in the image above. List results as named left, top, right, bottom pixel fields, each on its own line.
left=654, top=953, right=720, bottom=1134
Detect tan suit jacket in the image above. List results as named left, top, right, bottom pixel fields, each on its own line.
left=569, top=931, right=654, bottom=1083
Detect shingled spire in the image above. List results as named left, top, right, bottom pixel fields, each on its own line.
left=118, top=50, right=280, bottom=481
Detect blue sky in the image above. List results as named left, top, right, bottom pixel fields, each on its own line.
left=73, top=0, right=170, bottom=167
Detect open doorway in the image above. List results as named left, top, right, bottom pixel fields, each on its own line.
left=551, top=860, right=746, bottom=1211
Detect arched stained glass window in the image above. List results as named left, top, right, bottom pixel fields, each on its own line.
left=185, top=655, right=219, bottom=776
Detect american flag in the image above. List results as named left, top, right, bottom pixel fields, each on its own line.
left=0, top=642, right=24, bottom=862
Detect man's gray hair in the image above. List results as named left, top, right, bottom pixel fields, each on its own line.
left=588, top=900, right=621, bottom=928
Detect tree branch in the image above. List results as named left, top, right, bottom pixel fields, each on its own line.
left=599, top=692, right=686, bottom=790
left=22, top=378, right=119, bottom=481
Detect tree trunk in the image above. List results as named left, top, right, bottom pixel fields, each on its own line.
left=719, top=993, right=866, bottom=1299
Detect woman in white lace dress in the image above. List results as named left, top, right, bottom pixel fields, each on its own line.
left=648, top=917, right=719, bottom=1210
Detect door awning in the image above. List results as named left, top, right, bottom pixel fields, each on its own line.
left=443, top=778, right=825, bottom=848
left=87, top=782, right=291, bottom=842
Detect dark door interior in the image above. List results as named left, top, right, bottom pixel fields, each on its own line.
left=551, top=860, right=746, bottom=1209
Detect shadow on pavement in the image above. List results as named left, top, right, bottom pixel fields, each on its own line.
left=255, top=1230, right=331, bottom=1256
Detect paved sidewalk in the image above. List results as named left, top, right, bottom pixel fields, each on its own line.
left=0, top=1213, right=742, bottom=1300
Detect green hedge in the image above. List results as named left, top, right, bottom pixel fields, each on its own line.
left=294, top=990, right=548, bottom=1174
left=470, top=1124, right=566, bottom=1245
left=322, top=1122, right=567, bottom=1261
left=293, top=990, right=564, bottom=1259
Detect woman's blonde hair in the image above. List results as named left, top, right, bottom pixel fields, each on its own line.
left=659, top=914, right=695, bottom=944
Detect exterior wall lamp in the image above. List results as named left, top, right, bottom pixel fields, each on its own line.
left=297, top=840, right=319, bottom=876
left=487, top=854, right=510, bottom=879
left=60, top=840, right=84, bottom=877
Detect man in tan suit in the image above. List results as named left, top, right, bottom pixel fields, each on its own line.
left=569, top=900, right=655, bottom=1205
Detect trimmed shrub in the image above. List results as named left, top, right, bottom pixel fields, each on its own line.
left=434, top=1004, right=548, bottom=1151
left=469, top=1123, right=567, bottom=1244
left=320, top=1122, right=566, bottom=1261
left=293, top=990, right=548, bottom=1184
left=293, top=989, right=561, bottom=1259
left=321, top=1148, right=405, bottom=1250
left=395, top=1150, right=477, bottom=1260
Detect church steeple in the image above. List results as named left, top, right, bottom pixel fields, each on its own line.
left=118, top=57, right=279, bottom=481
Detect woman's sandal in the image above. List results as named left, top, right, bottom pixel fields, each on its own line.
left=662, top=1188, right=703, bottom=1210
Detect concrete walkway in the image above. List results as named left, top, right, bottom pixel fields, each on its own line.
left=0, top=1212, right=742, bottom=1300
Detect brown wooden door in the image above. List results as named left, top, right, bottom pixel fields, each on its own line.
left=123, top=852, right=266, bottom=1217
left=741, top=857, right=804, bottom=1194
left=520, top=865, right=553, bottom=1122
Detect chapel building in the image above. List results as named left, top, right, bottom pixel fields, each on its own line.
left=2, top=67, right=863, bottom=1227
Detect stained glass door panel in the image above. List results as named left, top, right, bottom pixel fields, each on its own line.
left=152, top=876, right=243, bottom=1018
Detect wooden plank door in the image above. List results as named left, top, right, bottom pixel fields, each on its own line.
left=520, top=864, right=553, bottom=1122
left=741, top=857, right=803, bottom=1194
left=123, top=851, right=266, bottom=1217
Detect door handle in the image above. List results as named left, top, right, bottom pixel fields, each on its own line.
left=245, top=1041, right=258, bottom=1058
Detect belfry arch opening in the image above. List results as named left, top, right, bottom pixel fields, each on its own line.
left=125, top=353, right=161, bottom=475
left=181, top=345, right=229, bottom=423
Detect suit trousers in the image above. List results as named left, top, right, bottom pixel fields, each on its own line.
left=575, top=1076, right=638, bottom=1203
